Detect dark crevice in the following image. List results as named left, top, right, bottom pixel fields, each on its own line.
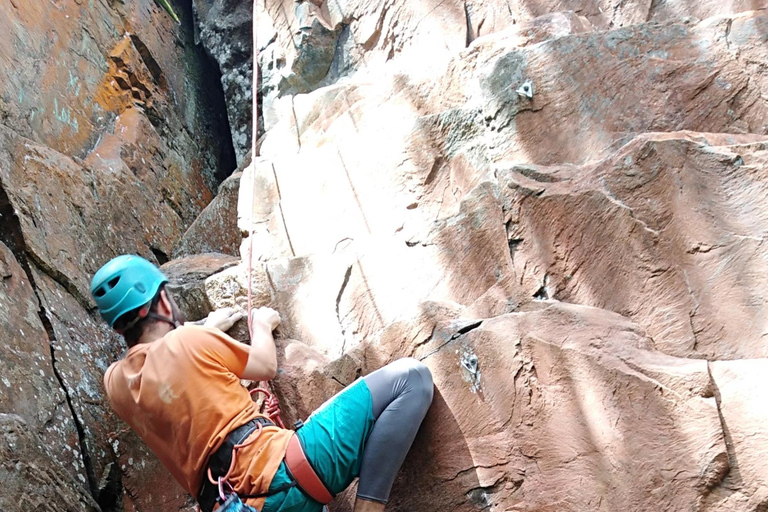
left=96, top=462, right=123, bottom=511
left=533, top=274, right=550, bottom=300
left=0, top=179, right=24, bottom=255
left=0, top=179, right=100, bottom=500
left=463, top=1, right=472, bottom=47
left=150, top=246, right=170, bottom=265
left=647, top=0, right=663, bottom=22
left=290, top=95, right=303, bottom=150
left=130, top=34, right=167, bottom=88
left=179, top=0, right=237, bottom=184
left=330, top=375, right=348, bottom=388
left=197, top=39, right=238, bottom=183
left=419, top=320, right=484, bottom=361
left=423, top=156, right=442, bottom=188
left=456, top=320, right=483, bottom=336
left=533, top=285, right=549, bottom=300
left=26, top=250, right=94, bottom=310
left=508, top=238, right=523, bottom=263
left=44, top=302, right=100, bottom=500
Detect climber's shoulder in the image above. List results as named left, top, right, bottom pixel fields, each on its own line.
left=171, top=323, right=242, bottom=347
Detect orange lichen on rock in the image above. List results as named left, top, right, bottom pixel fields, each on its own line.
left=94, top=36, right=160, bottom=116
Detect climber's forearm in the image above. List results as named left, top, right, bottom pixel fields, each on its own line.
left=242, top=322, right=278, bottom=381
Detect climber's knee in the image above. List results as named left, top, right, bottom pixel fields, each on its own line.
left=403, top=358, right=433, bottom=409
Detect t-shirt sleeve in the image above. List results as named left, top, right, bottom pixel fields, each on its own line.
left=181, top=325, right=251, bottom=377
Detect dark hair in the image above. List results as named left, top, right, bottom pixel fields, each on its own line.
left=113, top=286, right=165, bottom=347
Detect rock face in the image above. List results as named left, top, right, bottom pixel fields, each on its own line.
left=173, top=172, right=245, bottom=258
left=0, top=0, right=235, bottom=510
left=0, top=242, right=92, bottom=502
left=388, top=304, right=726, bottom=512
left=0, top=413, right=100, bottom=512
left=501, top=134, right=768, bottom=360
left=190, top=4, right=768, bottom=512
left=5, top=0, right=768, bottom=511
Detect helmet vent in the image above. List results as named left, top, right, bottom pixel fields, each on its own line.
left=94, top=287, right=107, bottom=297
left=108, top=276, right=120, bottom=289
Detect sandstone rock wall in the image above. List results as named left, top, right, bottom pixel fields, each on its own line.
left=4, top=0, right=768, bottom=511
left=187, top=2, right=768, bottom=512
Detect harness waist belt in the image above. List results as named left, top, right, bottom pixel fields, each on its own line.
left=198, top=417, right=274, bottom=512
left=284, top=433, right=334, bottom=505
left=198, top=420, right=334, bottom=510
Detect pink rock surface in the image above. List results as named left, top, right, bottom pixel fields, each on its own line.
left=709, top=359, right=768, bottom=509
left=501, top=134, right=768, bottom=359
left=262, top=303, right=727, bottom=512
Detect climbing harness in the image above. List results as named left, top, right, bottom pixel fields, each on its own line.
left=198, top=416, right=287, bottom=511
left=284, top=434, right=335, bottom=504
left=199, top=380, right=334, bottom=509
left=199, top=391, right=333, bottom=511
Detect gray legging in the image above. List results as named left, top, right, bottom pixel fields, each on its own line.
left=357, top=358, right=434, bottom=503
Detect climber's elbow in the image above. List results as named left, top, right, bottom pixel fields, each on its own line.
left=262, top=357, right=278, bottom=381
left=242, top=338, right=278, bottom=381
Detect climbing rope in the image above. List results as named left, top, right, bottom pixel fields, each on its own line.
left=247, top=0, right=285, bottom=430
left=205, top=3, right=286, bottom=505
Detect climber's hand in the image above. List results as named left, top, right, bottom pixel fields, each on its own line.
left=251, top=306, right=281, bottom=332
left=203, top=307, right=245, bottom=332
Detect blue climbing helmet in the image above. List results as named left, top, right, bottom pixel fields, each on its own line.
left=90, top=255, right=169, bottom=328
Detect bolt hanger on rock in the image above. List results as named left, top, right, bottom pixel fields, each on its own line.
left=516, top=79, right=534, bottom=99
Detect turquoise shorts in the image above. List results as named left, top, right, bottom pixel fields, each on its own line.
left=261, top=379, right=375, bottom=512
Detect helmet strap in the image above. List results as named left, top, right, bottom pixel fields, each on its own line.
left=146, top=311, right=181, bottom=329
left=115, top=305, right=151, bottom=334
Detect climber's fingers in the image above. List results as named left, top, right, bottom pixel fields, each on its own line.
left=204, top=307, right=245, bottom=332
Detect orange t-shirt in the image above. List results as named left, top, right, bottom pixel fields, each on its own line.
left=104, top=325, right=292, bottom=505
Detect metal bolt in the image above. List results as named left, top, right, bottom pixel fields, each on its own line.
left=516, top=79, right=534, bottom=99
left=461, top=353, right=479, bottom=375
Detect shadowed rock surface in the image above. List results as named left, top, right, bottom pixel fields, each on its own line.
left=0, top=0, right=234, bottom=509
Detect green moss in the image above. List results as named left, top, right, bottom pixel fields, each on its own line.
left=156, top=0, right=180, bottom=23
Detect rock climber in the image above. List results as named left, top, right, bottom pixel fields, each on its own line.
left=92, top=254, right=434, bottom=512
